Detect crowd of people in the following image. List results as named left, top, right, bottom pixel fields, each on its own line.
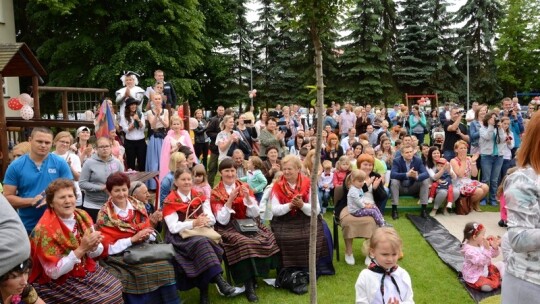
left=1, top=69, right=539, bottom=304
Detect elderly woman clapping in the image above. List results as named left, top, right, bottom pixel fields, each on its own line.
left=270, top=155, right=334, bottom=279
left=29, top=179, right=123, bottom=303
left=95, top=172, right=180, bottom=303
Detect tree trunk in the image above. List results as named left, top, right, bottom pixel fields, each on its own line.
left=309, top=22, right=324, bottom=304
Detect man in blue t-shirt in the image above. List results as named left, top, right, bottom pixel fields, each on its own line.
left=3, top=127, right=73, bottom=233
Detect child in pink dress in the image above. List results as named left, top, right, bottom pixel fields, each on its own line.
left=192, top=164, right=211, bottom=199
left=460, top=222, right=504, bottom=292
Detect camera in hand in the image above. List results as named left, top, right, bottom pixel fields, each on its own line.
left=457, top=109, right=465, bottom=115
left=494, top=118, right=500, bottom=124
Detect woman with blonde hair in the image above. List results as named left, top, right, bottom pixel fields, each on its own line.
left=10, top=141, right=31, bottom=160
left=216, top=115, right=246, bottom=162
left=302, top=149, right=322, bottom=177
left=146, top=94, right=170, bottom=190
left=159, top=152, right=187, bottom=203
left=53, top=131, right=83, bottom=206
left=450, top=140, right=488, bottom=211
left=270, top=155, right=334, bottom=279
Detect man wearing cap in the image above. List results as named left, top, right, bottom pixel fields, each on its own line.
left=3, top=127, right=73, bottom=233
left=74, top=126, right=94, bottom=164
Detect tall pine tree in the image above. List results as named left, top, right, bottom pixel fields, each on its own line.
left=454, top=0, right=503, bottom=103
left=424, top=0, right=460, bottom=102
left=216, top=0, right=257, bottom=110
left=253, top=0, right=280, bottom=110
left=338, top=0, right=393, bottom=104
left=393, top=0, right=436, bottom=95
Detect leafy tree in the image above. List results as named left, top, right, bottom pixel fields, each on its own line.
left=495, top=0, right=540, bottom=96
left=338, top=0, right=394, bottom=103
left=17, top=0, right=206, bottom=113
left=275, top=0, right=348, bottom=302
left=191, top=0, right=239, bottom=110
left=393, top=0, right=436, bottom=95
left=454, top=0, right=504, bottom=103
left=265, top=5, right=313, bottom=106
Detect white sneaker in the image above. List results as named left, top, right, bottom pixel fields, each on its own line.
left=345, top=254, right=355, bottom=265
left=446, top=202, right=452, bottom=209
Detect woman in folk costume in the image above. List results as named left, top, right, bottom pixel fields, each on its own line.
left=115, top=71, right=145, bottom=116
left=210, top=158, right=280, bottom=302
left=163, top=168, right=237, bottom=304
left=145, top=93, right=169, bottom=190
left=29, top=179, right=123, bottom=303
left=159, top=115, right=197, bottom=181
left=270, top=155, right=335, bottom=276
left=95, top=172, right=180, bottom=304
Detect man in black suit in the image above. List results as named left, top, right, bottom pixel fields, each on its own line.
left=390, top=144, right=431, bottom=219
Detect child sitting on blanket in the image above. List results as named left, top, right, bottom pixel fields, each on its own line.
left=346, top=169, right=390, bottom=228
left=460, top=222, right=504, bottom=292
left=427, top=158, right=455, bottom=209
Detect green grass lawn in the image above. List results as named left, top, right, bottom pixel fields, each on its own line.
left=177, top=197, right=486, bottom=303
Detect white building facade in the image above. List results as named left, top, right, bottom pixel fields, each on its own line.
left=0, top=0, right=21, bottom=116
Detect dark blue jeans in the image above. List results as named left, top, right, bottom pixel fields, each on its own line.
left=443, top=150, right=456, bottom=162
left=480, top=155, right=504, bottom=205
left=498, top=158, right=516, bottom=184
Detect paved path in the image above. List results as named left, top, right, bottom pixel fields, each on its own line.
left=433, top=211, right=506, bottom=262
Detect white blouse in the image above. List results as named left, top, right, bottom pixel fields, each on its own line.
left=164, top=191, right=216, bottom=234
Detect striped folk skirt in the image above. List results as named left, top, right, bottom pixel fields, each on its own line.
left=216, top=220, right=280, bottom=283
left=165, top=232, right=224, bottom=290
left=33, top=265, right=123, bottom=304
left=271, top=212, right=331, bottom=270
left=99, top=254, right=176, bottom=295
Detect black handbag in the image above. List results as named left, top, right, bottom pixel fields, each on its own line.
left=276, top=268, right=309, bottom=295
left=123, top=230, right=175, bottom=264
left=232, top=218, right=259, bottom=235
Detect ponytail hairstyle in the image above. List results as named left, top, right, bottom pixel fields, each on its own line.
left=462, top=222, right=484, bottom=244
left=345, top=169, right=367, bottom=189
